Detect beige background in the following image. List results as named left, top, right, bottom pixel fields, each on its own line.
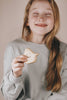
left=0, top=0, right=67, bottom=100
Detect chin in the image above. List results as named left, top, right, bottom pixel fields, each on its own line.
left=33, top=32, right=46, bottom=36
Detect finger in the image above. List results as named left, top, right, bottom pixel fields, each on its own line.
left=20, top=55, right=29, bottom=58
left=17, top=55, right=29, bottom=59
left=12, top=57, right=27, bottom=64
left=12, top=63, right=24, bottom=68
left=13, top=67, right=22, bottom=72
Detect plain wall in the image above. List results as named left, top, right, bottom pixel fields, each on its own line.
left=0, top=0, right=67, bottom=100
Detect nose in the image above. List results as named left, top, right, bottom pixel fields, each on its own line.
left=38, top=15, right=44, bottom=22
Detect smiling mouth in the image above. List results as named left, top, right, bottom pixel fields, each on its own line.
left=35, top=24, right=47, bottom=27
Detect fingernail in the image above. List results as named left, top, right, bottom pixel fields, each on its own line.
left=20, top=55, right=23, bottom=58
left=24, top=59, right=27, bottom=61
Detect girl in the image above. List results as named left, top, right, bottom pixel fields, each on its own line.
left=1, top=0, right=67, bottom=100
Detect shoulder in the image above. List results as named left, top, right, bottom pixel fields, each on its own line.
left=4, top=38, right=26, bottom=55
left=8, top=38, right=25, bottom=46
left=60, top=40, right=67, bottom=53
left=6, top=38, right=26, bottom=49
left=59, top=40, right=67, bottom=59
left=59, top=41, right=67, bottom=74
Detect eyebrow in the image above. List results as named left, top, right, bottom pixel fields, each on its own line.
left=31, top=8, right=52, bottom=12
left=46, top=8, right=52, bottom=10
left=30, top=8, right=37, bottom=12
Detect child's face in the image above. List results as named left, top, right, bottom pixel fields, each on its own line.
left=27, top=0, right=54, bottom=36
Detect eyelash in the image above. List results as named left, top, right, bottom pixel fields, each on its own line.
left=33, top=13, right=52, bottom=16
left=45, top=13, right=51, bottom=16
left=33, top=13, right=39, bottom=15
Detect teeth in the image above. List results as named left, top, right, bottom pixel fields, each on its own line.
left=35, top=24, right=47, bottom=27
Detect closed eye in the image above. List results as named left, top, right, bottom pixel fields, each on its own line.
left=45, top=13, right=52, bottom=16
left=33, top=13, right=38, bottom=15
left=33, top=13, right=39, bottom=16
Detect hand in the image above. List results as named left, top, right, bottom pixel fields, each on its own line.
left=12, top=55, right=28, bottom=77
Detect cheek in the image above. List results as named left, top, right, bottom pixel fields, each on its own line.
left=30, top=16, right=37, bottom=22
left=28, top=17, right=36, bottom=28
left=47, top=18, right=54, bottom=27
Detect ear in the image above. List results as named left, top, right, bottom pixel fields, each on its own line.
left=26, top=17, right=29, bottom=26
left=26, top=23, right=29, bottom=26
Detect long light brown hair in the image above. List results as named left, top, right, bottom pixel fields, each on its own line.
left=22, top=0, right=63, bottom=92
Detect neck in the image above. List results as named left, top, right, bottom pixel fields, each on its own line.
left=30, top=33, right=45, bottom=44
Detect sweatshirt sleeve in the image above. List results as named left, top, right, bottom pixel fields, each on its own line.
left=0, top=44, right=25, bottom=100
left=47, top=46, right=67, bottom=100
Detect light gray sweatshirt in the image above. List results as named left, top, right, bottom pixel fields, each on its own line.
left=1, top=38, right=67, bottom=100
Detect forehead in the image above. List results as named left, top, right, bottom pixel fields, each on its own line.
left=30, top=0, right=52, bottom=12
